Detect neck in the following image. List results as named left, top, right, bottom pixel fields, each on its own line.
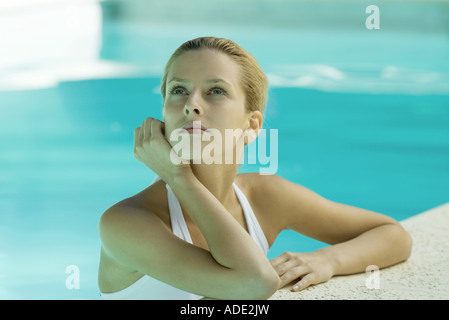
left=190, top=162, right=239, bottom=207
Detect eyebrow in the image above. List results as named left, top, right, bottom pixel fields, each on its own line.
left=168, top=77, right=232, bottom=87
left=206, top=79, right=231, bottom=85
left=168, top=77, right=189, bottom=84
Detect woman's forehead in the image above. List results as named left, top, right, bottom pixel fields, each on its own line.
left=167, top=49, right=241, bottom=84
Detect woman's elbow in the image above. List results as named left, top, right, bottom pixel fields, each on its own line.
left=390, top=223, right=413, bottom=262
left=261, top=271, right=281, bottom=299
left=246, top=267, right=281, bottom=300
left=401, top=227, right=413, bottom=261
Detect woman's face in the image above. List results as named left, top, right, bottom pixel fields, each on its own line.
left=162, top=49, right=252, bottom=162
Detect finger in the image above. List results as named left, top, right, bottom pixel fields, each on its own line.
left=271, top=258, right=299, bottom=276
left=279, top=265, right=309, bottom=288
left=270, top=252, right=291, bottom=268
left=142, top=117, right=153, bottom=144
left=292, top=273, right=316, bottom=292
left=134, top=127, right=139, bottom=142
left=150, top=118, right=164, bottom=139
left=134, top=127, right=142, bottom=155
left=134, top=127, right=144, bottom=162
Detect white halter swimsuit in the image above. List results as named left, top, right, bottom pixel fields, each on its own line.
left=100, top=178, right=269, bottom=300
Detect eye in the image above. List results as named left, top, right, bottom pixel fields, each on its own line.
left=209, top=87, right=227, bottom=96
left=169, top=86, right=188, bottom=95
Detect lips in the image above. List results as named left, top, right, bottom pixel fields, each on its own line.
left=181, top=121, right=208, bottom=133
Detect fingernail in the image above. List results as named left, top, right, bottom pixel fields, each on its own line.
left=292, top=285, right=299, bottom=291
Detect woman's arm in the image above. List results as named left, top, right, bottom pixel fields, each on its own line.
left=99, top=118, right=279, bottom=299
left=259, top=175, right=412, bottom=291
left=169, top=172, right=277, bottom=280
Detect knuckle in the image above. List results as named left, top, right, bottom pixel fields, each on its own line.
left=304, top=273, right=316, bottom=284
left=276, top=264, right=287, bottom=275
left=146, top=135, right=156, bottom=145
left=284, top=269, right=298, bottom=279
left=301, top=275, right=311, bottom=284
left=280, top=273, right=292, bottom=283
left=149, top=132, right=157, bottom=141
left=144, top=117, right=154, bottom=125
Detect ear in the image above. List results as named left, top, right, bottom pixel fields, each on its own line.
left=244, top=111, right=263, bottom=145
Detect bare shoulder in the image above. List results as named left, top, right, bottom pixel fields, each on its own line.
left=99, top=180, right=170, bottom=232
left=98, top=180, right=172, bottom=269
left=236, top=173, right=400, bottom=246
left=235, top=172, right=298, bottom=202
left=97, top=180, right=171, bottom=292
left=235, top=172, right=286, bottom=190
left=235, top=173, right=296, bottom=242
left=236, top=172, right=343, bottom=218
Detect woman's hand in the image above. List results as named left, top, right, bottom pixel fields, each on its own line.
left=134, top=117, right=192, bottom=184
left=270, top=251, right=335, bottom=292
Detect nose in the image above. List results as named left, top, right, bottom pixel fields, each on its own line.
left=183, top=104, right=202, bottom=117
left=183, top=94, right=203, bottom=117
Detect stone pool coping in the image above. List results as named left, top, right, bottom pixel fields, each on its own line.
left=270, top=202, right=449, bottom=300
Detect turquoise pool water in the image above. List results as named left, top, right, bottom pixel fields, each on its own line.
left=1, top=2, right=449, bottom=300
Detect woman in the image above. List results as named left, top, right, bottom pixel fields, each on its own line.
left=98, top=37, right=412, bottom=300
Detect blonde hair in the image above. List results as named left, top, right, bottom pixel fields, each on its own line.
left=161, top=37, right=268, bottom=114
